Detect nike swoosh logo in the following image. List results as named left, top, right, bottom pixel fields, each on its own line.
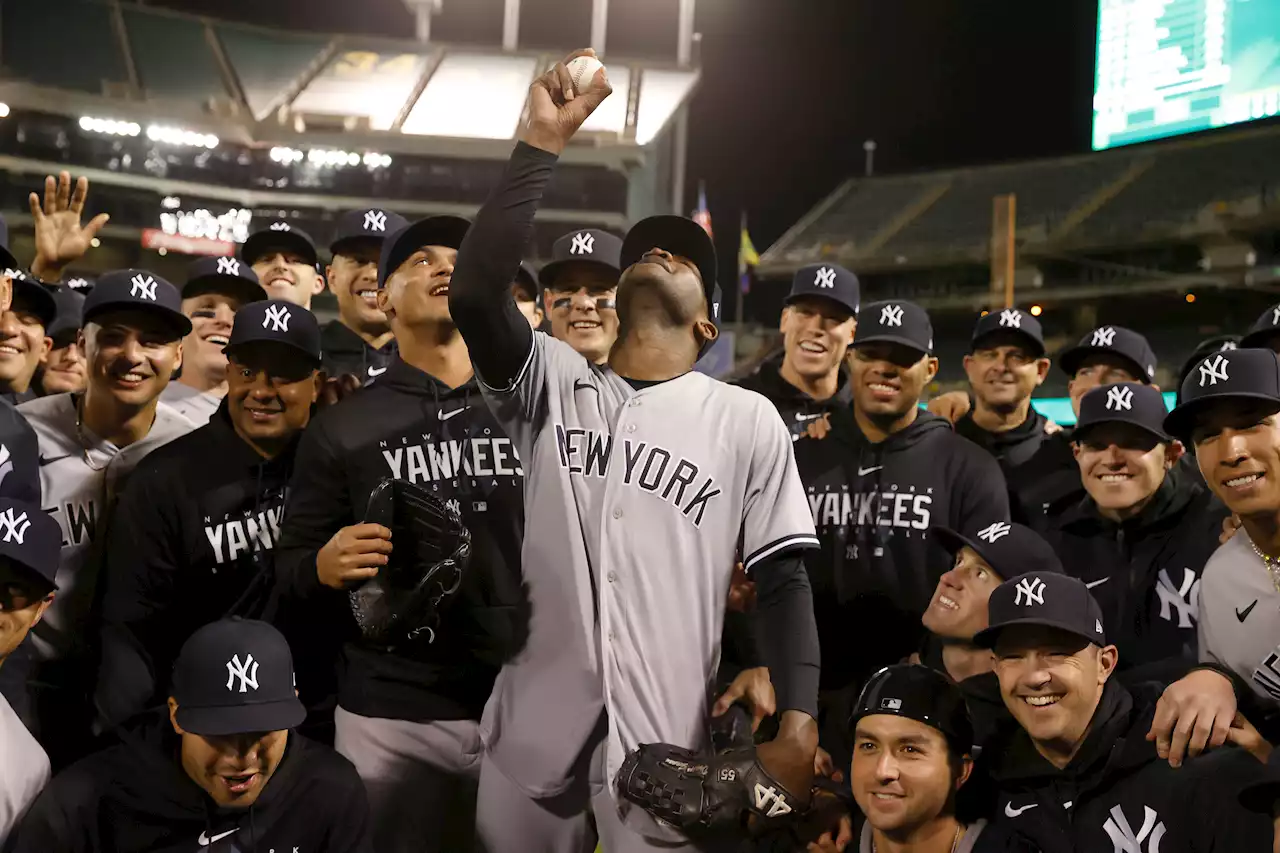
left=1004, top=802, right=1038, bottom=818
left=439, top=407, right=469, bottom=421
left=857, top=466, right=883, bottom=476
left=795, top=412, right=822, bottom=422
left=573, top=380, right=597, bottom=392
left=1238, top=600, right=1259, bottom=622
left=38, top=454, right=72, bottom=467
left=198, top=828, right=238, bottom=846
left=1085, top=577, right=1110, bottom=589
left=367, top=366, right=387, bottom=377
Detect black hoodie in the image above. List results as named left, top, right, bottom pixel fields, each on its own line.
left=1042, top=466, right=1229, bottom=687
left=795, top=407, right=1010, bottom=692
left=8, top=712, right=371, bottom=853
left=319, top=320, right=397, bottom=384
left=987, top=680, right=1271, bottom=853
left=954, top=405, right=1050, bottom=474
left=734, top=354, right=853, bottom=449
left=274, top=356, right=526, bottom=722
left=93, top=400, right=300, bottom=732
left=1005, top=430, right=1081, bottom=527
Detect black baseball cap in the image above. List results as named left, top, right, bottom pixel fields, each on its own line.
left=512, top=262, right=538, bottom=299
left=83, top=269, right=191, bottom=337
left=7, top=271, right=58, bottom=330
left=171, top=617, right=306, bottom=736
left=240, top=222, right=319, bottom=268
left=849, top=664, right=974, bottom=752
left=1059, top=326, right=1157, bottom=384
left=183, top=256, right=266, bottom=305
left=0, top=498, right=61, bottom=594
left=620, top=215, right=719, bottom=321
left=786, top=263, right=859, bottom=317
left=974, top=572, right=1106, bottom=650
left=377, top=216, right=471, bottom=289
left=1177, top=336, right=1240, bottom=404
left=329, top=208, right=409, bottom=256
left=971, top=307, right=1045, bottom=357
left=0, top=214, right=17, bottom=272
left=932, top=521, right=1063, bottom=583
left=1165, top=347, right=1280, bottom=443
left=539, top=228, right=623, bottom=292
left=1075, top=382, right=1170, bottom=444
left=47, top=286, right=86, bottom=346
left=1242, top=303, right=1280, bottom=349
left=225, top=300, right=322, bottom=367
left=853, top=300, right=933, bottom=355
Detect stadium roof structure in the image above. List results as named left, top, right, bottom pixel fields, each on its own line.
left=0, top=0, right=701, bottom=168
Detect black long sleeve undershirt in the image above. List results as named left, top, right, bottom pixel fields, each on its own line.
left=449, top=141, right=556, bottom=387
left=753, top=553, right=821, bottom=720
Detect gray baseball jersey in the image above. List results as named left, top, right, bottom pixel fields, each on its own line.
left=18, top=393, right=194, bottom=661
left=159, top=382, right=223, bottom=426
left=1198, top=532, right=1280, bottom=708
left=478, top=332, right=817, bottom=823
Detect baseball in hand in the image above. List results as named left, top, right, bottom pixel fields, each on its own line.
left=565, top=55, right=607, bottom=96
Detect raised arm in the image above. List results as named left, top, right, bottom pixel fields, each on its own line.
left=449, top=50, right=612, bottom=389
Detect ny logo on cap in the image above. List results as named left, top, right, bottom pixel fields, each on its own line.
left=1106, top=385, right=1134, bottom=411
left=263, top=304, right=292, bottom=332
left=880, top=304, right=904, bottom=327
left=814, top=267, right=836, bottom=289
left=364, top=210, right=387, bottom=232
left=216, top=257, right=240, bottom=276
left=879, top=697, right=902, bottom=710
left=713, top=301, right=721, bottom=321
left=130, top=274, right=158, bottom=301
left=999, top=309, right=1022, bottom=329
left=1272, top=306, right=1280, bottom=327
left=0, top=508, right=30, bottom=545
left=269, top=222, right=291, bottom=232
left=570, top=232, right=595, bottom=255
left=977, top=521, right=1011, bottom=543
left=1221, top=341, right=1238, bottom=352
left=1199, top=354, right=1230, bottom=387
left=226, top=653, right=260, bottom=693
left=1014, top=576, right=1046, bottom=607
left=1091, top=327, right=1116, bottom=347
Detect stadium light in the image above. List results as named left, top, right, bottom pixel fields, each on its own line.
left=1030, top=305, right=1043, bottom=316
left=1186, top=293, right=1196, bottom=303
left=363, top=152, right=393, bottom=169
left=79, top=116, right=141, bottom=137
left=0, top=104, right=10, bottom=119
left=146, top=124, right=218, bottom=150
left=307, top=148, right=360, bottom=168
left=269, top=146, right=304, bottom=165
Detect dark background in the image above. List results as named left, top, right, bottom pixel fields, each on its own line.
left=146, top=0, right=1101, bottom=252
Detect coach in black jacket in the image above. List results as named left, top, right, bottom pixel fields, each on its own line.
left=977, top=572, right=1269, bottom=853
left=274, top=216, right=525, bottom=853
left=94, top=300, right=323, bottom=731
left=1042, top=382, right=1227, bottom=688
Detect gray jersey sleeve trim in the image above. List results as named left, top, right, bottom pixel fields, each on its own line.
left=476, top=333, right=537, bottom=395
left=743, top=532, right=820, bottom=573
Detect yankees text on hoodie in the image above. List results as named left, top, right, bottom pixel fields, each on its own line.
left=9, top=712, right=371, bottom=853
left=794, top=407, right=1010, bottom=690
left=274, top=356, right=526, bottom=722
left=1041, top=465, right=1228, bottom=687
left=94, top=398, right=301, bottom=730
left=987, top=680, right=1271, bottom=853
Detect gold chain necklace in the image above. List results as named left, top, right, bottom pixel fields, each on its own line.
left=1246, top=534, right=1280, bottom=595
left=872, top=824, right=965, bottom=853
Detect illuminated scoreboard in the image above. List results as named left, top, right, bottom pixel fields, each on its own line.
left=1093, top=0, right=1280, bottom=150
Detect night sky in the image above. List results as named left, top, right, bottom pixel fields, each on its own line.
left=151, top=0, right=1100, bottom=252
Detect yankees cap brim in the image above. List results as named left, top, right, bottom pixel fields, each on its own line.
left=931, top=527, right=1003, bottom=577
left=972, top=616, right=1100, bottom=651
left=378, top=216, right=471, bottom=289
left=1074, top=413, right=1170, bottom=444
left=175, top=694, right=306, bottom=737
left=1164, top=391, right=1280, bottom=443
left=182, top=274, right=267, bottom=306
left=83, top=299, right=192, bottom=338
left=972, top=327, right=1045, bottom=358
left=240, top=229, right=317, bottom=268
left=852, top=334, right=931, bottom=357
left=1058, top=345, right=1150, bottom=384
left=224, top=336, right=322, bottom=368
left=537, top=256, right=621, bottom=292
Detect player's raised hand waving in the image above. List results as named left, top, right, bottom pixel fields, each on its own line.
left=521, top=49, right=613, bottom=156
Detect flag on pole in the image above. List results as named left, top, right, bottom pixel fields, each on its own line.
left=692, top=181, right=713, bottom=238
left=738, top=214, right=759, bottom=295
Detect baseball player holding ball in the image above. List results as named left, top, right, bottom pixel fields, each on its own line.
left=450, top=50, right=821, bottom=852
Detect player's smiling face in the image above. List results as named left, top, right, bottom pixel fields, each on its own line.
left=327, top=241, right=387, bottom=332
left=251, top=249, right=321, bottom=308
left=226, top=343, right=319, bottom=448
left=1074, top=422, right=1174, bottom=519
left=171, top=719, right=288, bottom=809
left=851, top=715, right=968, bottom=835
left=1192, top=399, right=1280, bottom=517
left=379, top=245, right=457, bottom=329
left=964, top=334, right=1047, bottom=410
left=0, top=303, right=49, bottom=392
left=180, top=292, right=241, bottom=388
left=41, top=338, right=87, bottom=395
left=993, top=625, right=1116, bottom=760
left=781, top=297, right=856, bottom=382
left=922, top=546, right=1002, bottom=640
left=545, top=264, right=618, bottom=364
left=83, top=311, right=183, bottom=407
left=850, top=342, right=937, bottom=418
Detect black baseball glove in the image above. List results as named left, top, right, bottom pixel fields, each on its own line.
left=349, top=478, right=471, bottom=648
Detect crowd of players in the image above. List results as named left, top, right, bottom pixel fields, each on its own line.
left=0, top=49, right=1279, bottom=853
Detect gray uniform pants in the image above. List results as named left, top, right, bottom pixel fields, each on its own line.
left=335, top=706, right=483, bottom=853
left=475, top=721, right=738, bottom=853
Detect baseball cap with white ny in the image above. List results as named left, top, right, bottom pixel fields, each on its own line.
left=170, top=618, right=305, bottom=736
left=973, top=572, right=1107, bottom=650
